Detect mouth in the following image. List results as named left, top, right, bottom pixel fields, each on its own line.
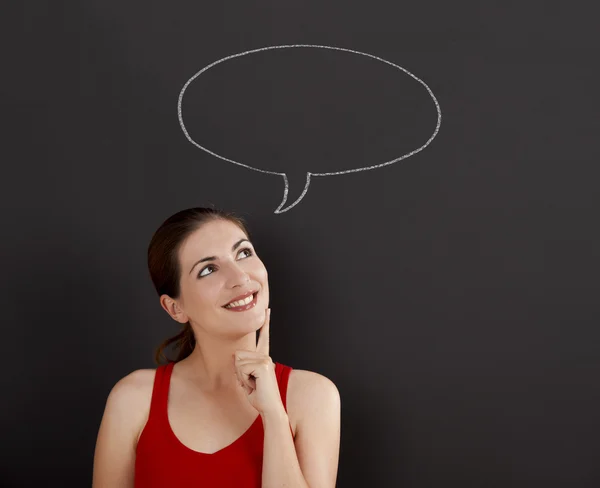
left=222, top=291, right=259, bottom=311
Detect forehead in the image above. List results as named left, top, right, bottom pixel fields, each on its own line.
left=180, top=219, right=247, bottom=259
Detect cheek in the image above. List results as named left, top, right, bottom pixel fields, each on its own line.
left=258, top=269, right=269, bottom=298
left=257, top=264, right=268, bottom=285
left=192, top=283, right=221, bottom=310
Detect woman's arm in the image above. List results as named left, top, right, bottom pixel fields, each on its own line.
left=92, top=371, right=148, bottom=488
left=261, top=371, right=341, bottom=488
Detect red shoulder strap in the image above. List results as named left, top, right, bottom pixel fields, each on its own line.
left=275, top=361, right=295, bottom=438
left=147, top=362, right=174, bottom=424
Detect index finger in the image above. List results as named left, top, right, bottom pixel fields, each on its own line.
left=256, top=308, right=270, bottom=355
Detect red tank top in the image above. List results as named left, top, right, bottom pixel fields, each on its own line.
left=134, top=360, right=294, bottom=487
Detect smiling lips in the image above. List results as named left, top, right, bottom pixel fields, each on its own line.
left=223, top=291, right=258, bottom=311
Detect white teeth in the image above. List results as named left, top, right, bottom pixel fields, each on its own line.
left=225, top=294, right=255, bottom=309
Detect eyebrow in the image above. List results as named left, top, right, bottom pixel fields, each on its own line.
left=189, top=238, right=251, bottom=275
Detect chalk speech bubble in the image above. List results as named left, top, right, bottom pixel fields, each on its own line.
left=177, top=44, right=442, bottom=214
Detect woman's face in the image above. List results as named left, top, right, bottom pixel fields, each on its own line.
left=176, top=219, right=269, bottom=337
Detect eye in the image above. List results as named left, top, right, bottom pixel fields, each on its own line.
left=198, top=247, right=254, bottom=278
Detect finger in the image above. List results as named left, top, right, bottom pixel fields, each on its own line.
left=235, top=358, right=266, bottom=367
left=234, top=350, right=264, bottom=359
left=235, top=358, right=270, bottom=375
left=238, top=374, right=252, bottom=394
left=236, top=366, right=256, bottom=389
left=234, top=356, right=268, bottom=384
left=233, top=365, right=253, bottom=391
left=256, top=308, right=270, bottom=356
left=233, top=354, right=264, bottom=384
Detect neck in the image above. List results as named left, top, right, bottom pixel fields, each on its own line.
left=176, top=329, right=257, bottom=392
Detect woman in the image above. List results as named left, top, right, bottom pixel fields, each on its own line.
left=92, top=207, right=341, bottom=487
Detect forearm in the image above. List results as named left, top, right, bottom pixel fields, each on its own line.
left=261, top=407, right=309, bottom=488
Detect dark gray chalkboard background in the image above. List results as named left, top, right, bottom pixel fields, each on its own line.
left=2, top=1, right=599, bottom=487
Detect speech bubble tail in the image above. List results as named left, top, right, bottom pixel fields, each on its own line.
left=274, top=171, right=312, bottom=214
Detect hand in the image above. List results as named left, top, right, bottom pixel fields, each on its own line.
left=233, top=308, right=284, bottom=417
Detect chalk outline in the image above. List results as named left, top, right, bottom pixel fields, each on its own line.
left=177, top=44, right=442, bottom=213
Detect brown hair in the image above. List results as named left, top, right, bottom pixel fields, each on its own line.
left=147, top=206, right=251, bottom=365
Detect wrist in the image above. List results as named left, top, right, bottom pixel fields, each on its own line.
left=260, top=404, right=287, bottom=422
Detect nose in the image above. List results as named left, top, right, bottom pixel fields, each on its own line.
left=224, top=261, right=251, bottom=287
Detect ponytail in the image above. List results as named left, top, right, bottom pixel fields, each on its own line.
left=154, top=322, right=196, bottom=365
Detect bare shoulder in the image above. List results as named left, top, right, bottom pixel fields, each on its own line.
left=104, top=368, right=157, bottom=441
left=93, top=369, right=157, bottom=486
left=288, top=369, right=338, bottom=393
left=109, top=368, right=156, bottom=404
left=287, top=369, right=340, bottom=433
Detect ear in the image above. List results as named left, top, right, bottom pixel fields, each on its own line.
left=160, top=295, right=189, bottom=324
